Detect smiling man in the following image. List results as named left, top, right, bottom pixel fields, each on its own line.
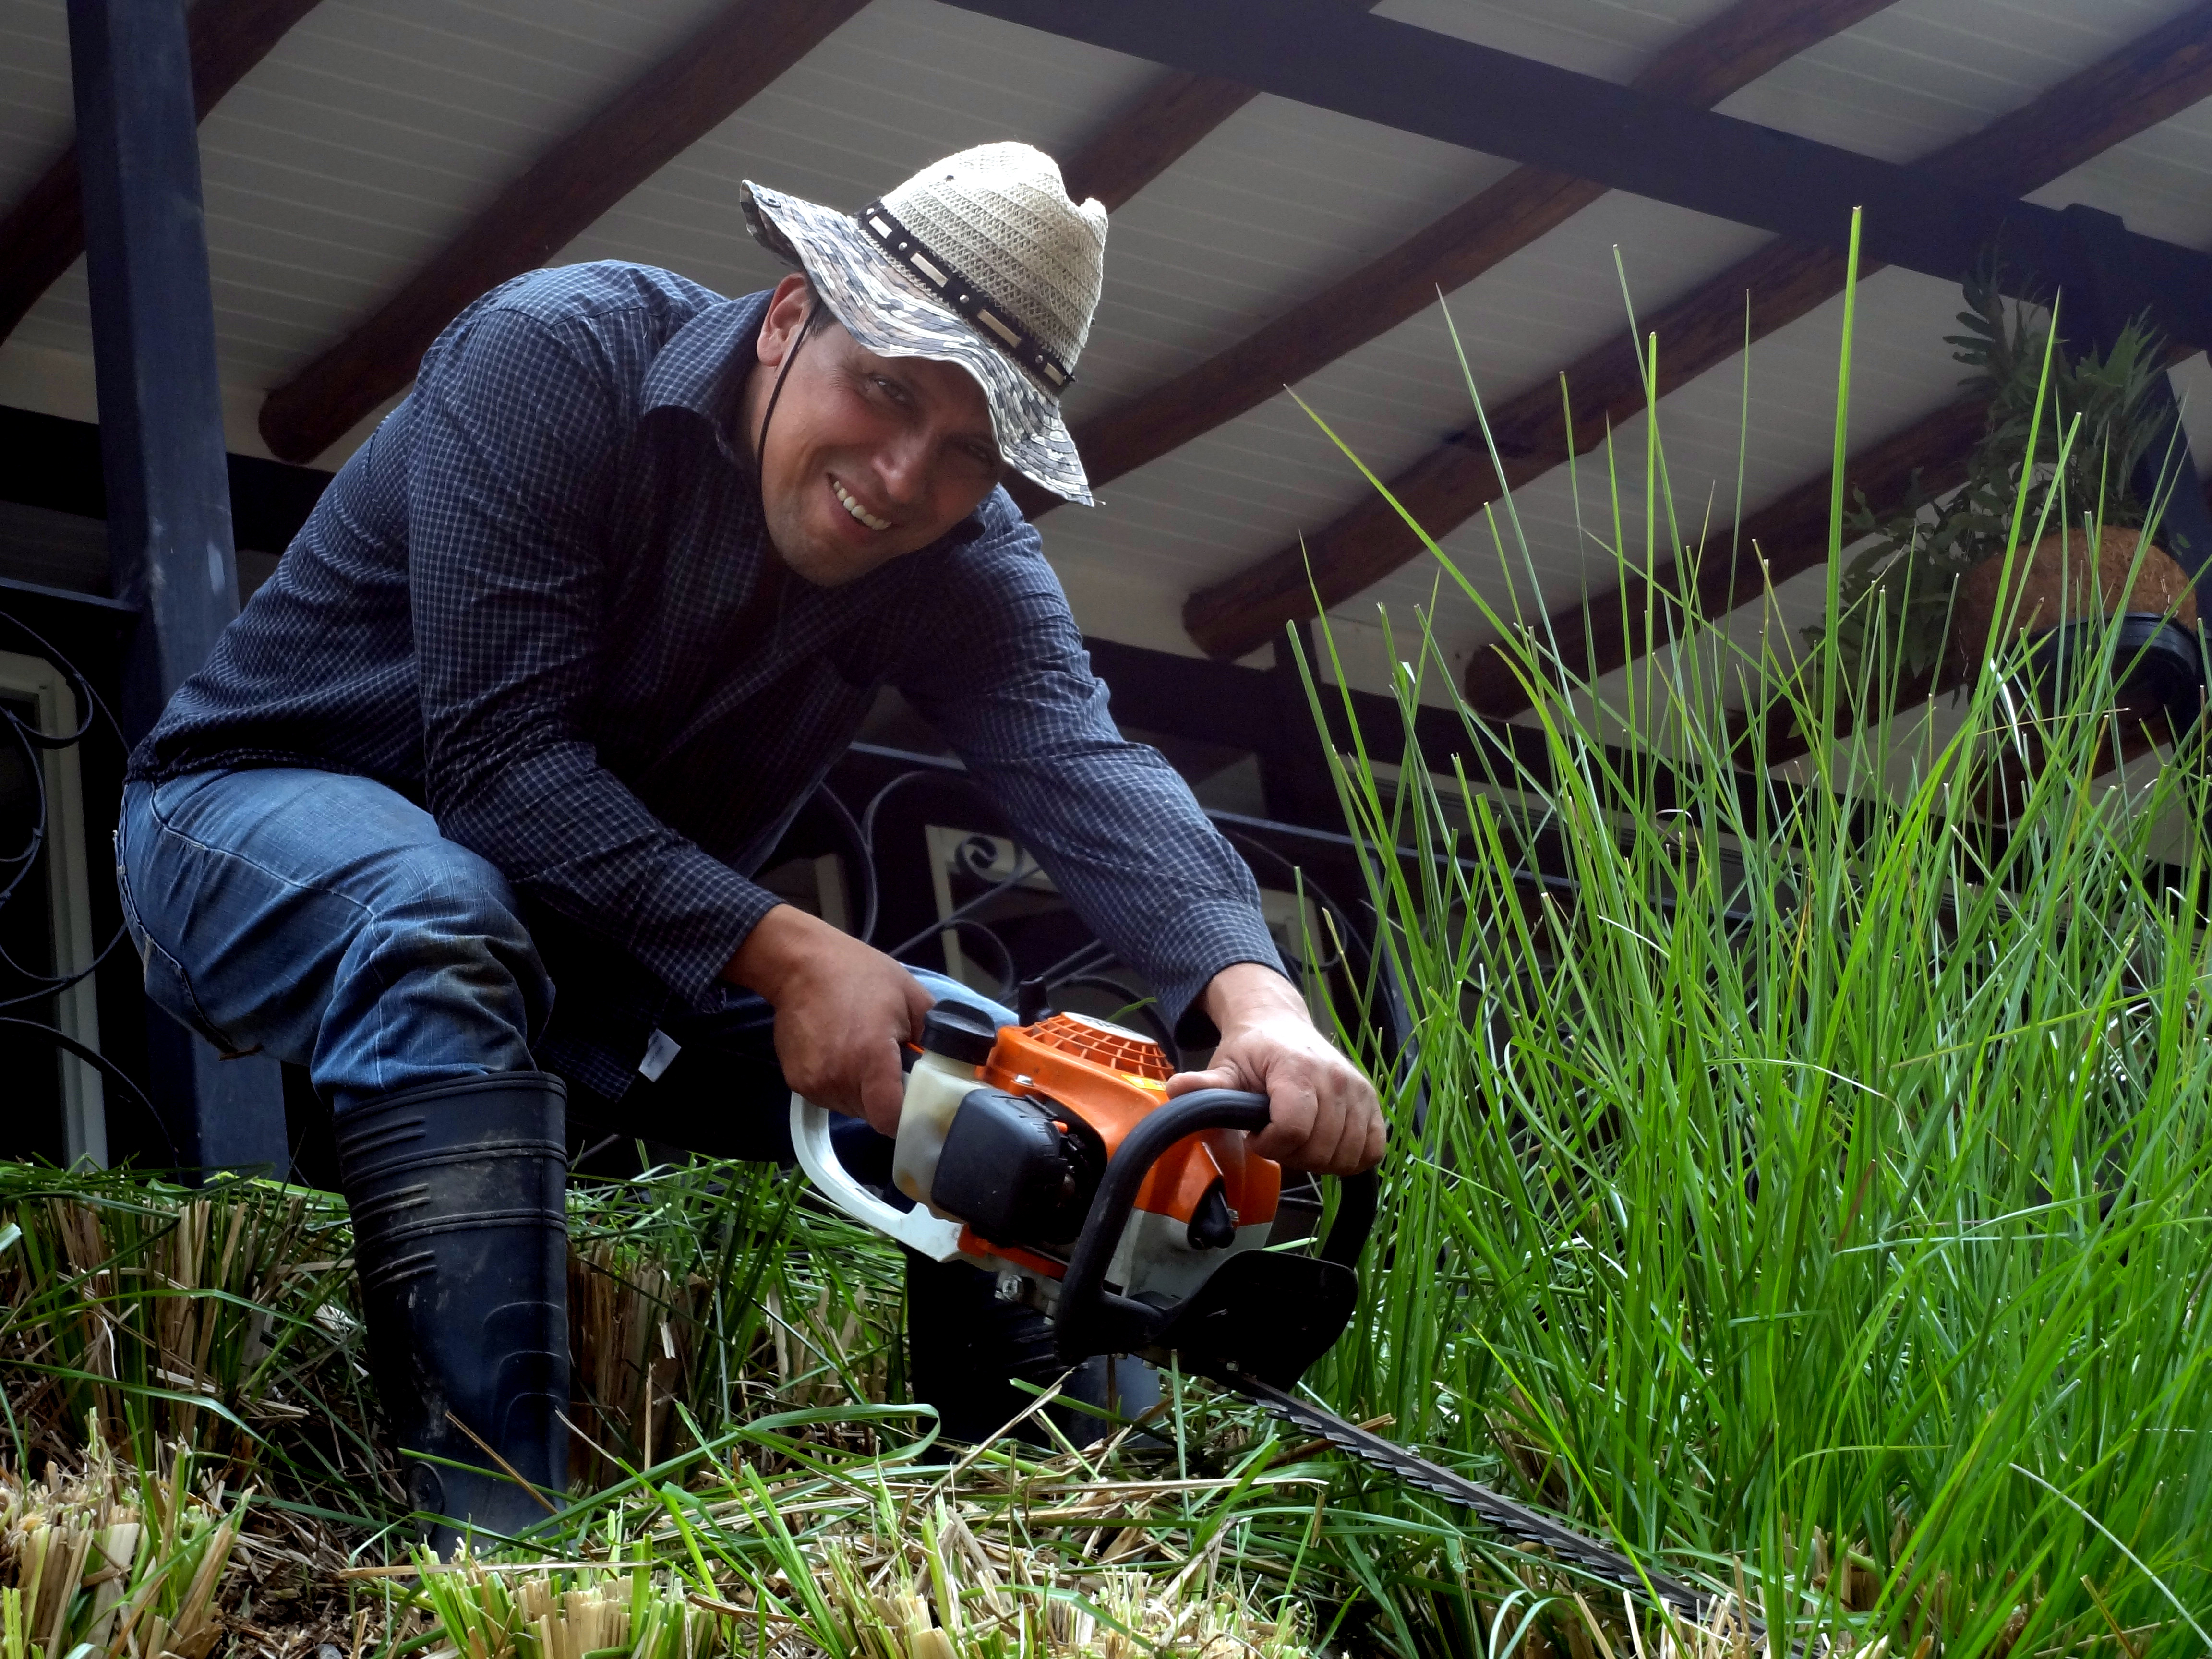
left=114, top=144, right=1383, bottom=1539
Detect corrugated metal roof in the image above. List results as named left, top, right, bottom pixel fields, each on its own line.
left=1, top=0, right=2209, bottom=715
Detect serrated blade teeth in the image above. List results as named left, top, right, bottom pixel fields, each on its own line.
left=1212, top=1370, right=1781, bottom=1649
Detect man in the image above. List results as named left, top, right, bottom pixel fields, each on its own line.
left=116, top=143, right=1384, bottom=1537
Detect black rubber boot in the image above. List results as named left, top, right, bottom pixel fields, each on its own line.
left=335, top=1072, right=571, bottom=1551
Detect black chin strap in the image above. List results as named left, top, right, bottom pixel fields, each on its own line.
left=754, top=297, right=822, bottom=474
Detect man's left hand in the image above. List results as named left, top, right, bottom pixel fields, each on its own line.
left=1165, top=962, right=1385, bottom=1176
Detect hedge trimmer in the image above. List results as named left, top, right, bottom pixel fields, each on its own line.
left=794, top=1003, right=1744, bottom=1630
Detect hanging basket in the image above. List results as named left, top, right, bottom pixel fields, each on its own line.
left=1950, top=525, right=2206, bottom=738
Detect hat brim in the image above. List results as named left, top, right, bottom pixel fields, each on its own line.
left=741, top=180, right=1092, bottom=507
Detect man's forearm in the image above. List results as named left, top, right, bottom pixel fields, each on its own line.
left=1203, top=960, right=1309, bottom=1034
left=721, top=902, right=935, bottom=1133
left=722, top=902, right=820, bottom=998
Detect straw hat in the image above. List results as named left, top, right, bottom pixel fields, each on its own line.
left=740, top=142, right=1107, bottom=505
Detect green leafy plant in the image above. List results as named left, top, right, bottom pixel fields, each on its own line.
left=1817, top=263, right=2169, bottom=680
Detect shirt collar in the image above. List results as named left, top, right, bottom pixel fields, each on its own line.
left=641, top=289, right=772, bottom=428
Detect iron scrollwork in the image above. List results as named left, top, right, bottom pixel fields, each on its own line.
left=806, top=749, right=1387, bottom=1077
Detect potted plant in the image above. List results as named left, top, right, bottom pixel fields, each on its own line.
left=1816, top=270, right=2200, bottom=734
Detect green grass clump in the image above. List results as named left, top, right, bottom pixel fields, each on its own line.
left=3, top=1166, right=1339, bottom=1657
left=379, top=1393, right=1334, bottom=1659
left=1, top=1434, right=248, bottom=1659
left=564, top=1161, right=905, bottom=1486
left=409, top=1547, right=715, bottom=1659
left=0, top=1159, right=911, bottom=1522
left=0, top=1167, right=379, bottom=1504
left=1290, top=218, right=2212, bottom=1658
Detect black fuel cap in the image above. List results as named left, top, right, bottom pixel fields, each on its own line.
left=921, top=1001, right=999, bottom=1065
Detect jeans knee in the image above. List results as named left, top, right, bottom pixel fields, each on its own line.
left=398, top=846, right=531, bottom=949
left=315, top=850, right=552, bottom=1108
left=351, top=847, right=549, bottom=1010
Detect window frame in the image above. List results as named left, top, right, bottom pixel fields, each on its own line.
left=0, top=645, right=105, bottom=1166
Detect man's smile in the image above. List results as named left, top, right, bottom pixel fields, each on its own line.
left=830, top=474, right=891, bottom=533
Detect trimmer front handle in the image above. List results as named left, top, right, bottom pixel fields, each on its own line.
left=1054, top=1087, right=1378, bottom=1378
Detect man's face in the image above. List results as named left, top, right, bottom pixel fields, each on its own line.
left=741, top=274, right=1007, bottom=586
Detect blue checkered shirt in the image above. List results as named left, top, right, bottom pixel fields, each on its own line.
left=131, top=263, right=1283, bottom=1098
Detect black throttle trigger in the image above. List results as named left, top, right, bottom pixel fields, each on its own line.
left=1187, top=1179, right=1236, bottom=1250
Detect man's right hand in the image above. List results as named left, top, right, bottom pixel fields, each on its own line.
left=722, top=905, right=932, bottom=1137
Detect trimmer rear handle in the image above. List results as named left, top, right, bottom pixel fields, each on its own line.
left=1054, top=1088, right=1378, bottom=1364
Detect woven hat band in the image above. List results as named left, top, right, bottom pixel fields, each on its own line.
left=859, top=199, right=1074, bottom=393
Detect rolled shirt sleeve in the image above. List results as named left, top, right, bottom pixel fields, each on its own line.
left=406, top=305, right=776, bottom=1000
left=898, top=504, right=1287, bottom=1044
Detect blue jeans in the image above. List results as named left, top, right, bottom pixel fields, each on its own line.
left=116, top=767, right=1003, bottom=1119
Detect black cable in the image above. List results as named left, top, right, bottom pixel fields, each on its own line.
left=890, top=916, right=1018, bottom=1005
left=0, top=1017, right=174, bottom=1163
left=754, top=294, right=822, bottom=476
left=1034, top=936, right=1115, bottom=985
left=0, top=601, right=156, bottom=1154
left=856, top=768, right=958, bottom=945
left=809, top=782, right=878, bottom=947
left=884, top=852, right=1042, bottom=959
left=0, top=709, right=52, bottom=918
left=0, top=607, right=115, bottom=748
left=0, top=922, right=132, bottom=1010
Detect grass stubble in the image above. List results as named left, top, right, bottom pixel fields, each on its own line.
left=0, top=1164, right=1338, bottom=1659
left=6, top=211, right=2212, bottom=1659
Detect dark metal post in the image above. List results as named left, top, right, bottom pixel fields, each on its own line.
left=69, top=0, right=288, bottom=1174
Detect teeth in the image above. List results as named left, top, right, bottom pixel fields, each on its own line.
left=833, top=479, right=890, bottom=532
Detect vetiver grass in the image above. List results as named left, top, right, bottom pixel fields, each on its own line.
left=1293, top=215, right=2212, bottom=1658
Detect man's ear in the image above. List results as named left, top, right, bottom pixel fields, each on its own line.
left=756, top=273, right=817, bottom=367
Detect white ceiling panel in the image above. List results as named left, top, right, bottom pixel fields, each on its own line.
left=1717, top=0, right=2205, bottom=161
left=0, top=0, right=2210, bottom=719
left=10, top=0, right=742, bottom=386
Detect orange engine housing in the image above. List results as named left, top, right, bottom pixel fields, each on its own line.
left=952, top=1013, right=1280, bottom=1273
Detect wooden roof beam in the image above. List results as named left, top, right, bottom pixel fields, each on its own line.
left=1055, top=0, right=1383, bottom=212
left=256, top=0, right=876, bottom=463
left=0, top=0, right=325, bottom=346
left=257, top=1, right=1315, bottom=465
left=1010, top=0, right=1899, bottom=518
left=952, top=0, right=2212, bottom=350
left=1058, top=73, right=1259, bottom=213
left=1177, top=0, right=2212, bottom=666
